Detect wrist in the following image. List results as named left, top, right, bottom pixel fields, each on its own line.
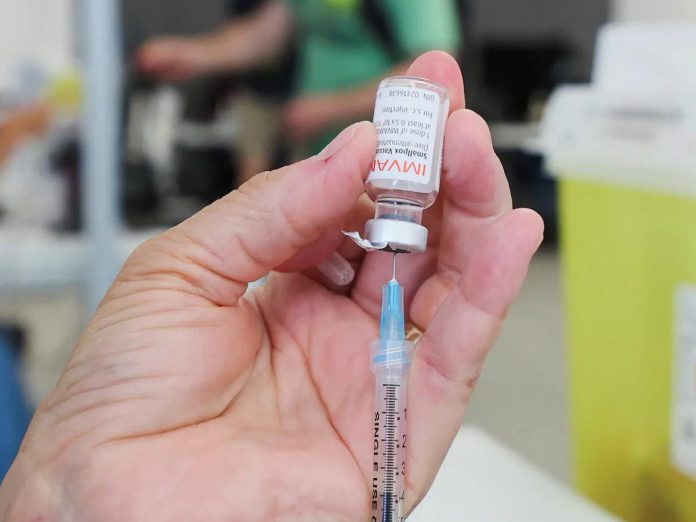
left=327, top=89, right=375, bottom=126
left=310, top=94, right=358, bottom=132
left=186, top=35, right=227, bottom=74
left=202, top=32, right=245, bottom=73
left=324, top=93, right=354, bottom=125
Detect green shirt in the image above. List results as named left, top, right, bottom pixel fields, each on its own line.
left=285, top=0, right=461, bottom=150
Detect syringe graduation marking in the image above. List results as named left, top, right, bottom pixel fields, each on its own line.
left=381, top=384, right=400, bottom=522
left=382, top=384, right=398, bottom=491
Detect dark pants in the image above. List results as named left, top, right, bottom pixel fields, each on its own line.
left=0, top=331, right=31, bottom=480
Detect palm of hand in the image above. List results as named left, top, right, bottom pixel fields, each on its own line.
left=28, top=273, right=378, bottom=521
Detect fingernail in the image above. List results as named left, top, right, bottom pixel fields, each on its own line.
left=316, top=251, right=355, bottom=286
left=317, top=122, right=361, bottom=160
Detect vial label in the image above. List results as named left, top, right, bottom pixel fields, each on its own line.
left=369, top=85, right=445, bottom=186
left=672, top=285, right=696, bottom=481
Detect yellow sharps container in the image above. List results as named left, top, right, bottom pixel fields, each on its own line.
left=542, top=83, right=696, bottom=521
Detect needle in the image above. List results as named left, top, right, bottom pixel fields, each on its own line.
left=375, top=252, right=408, bottom=521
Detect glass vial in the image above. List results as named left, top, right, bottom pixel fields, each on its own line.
left=364, top=76, right=449, bottom=252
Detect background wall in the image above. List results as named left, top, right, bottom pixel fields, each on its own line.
left=613, top=0, right=696, bottom=22
left=470, top=0, right=609, bottom=81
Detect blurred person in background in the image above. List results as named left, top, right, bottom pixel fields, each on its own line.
left=138, top=0, right=461, bottom=170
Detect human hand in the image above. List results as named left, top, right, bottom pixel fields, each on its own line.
left=0, top=52, right=543, bottom=521
left=137, top=36, right=218, bottom=82
left=282, top=95, right=339, bottom=143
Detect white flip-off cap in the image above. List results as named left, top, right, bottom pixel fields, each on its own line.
left=365, top=218, right=428, bottom=253
left=343, top=219, right=428, bottom=254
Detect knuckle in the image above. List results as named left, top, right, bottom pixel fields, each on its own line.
left=416, top=339, right=482, bottom=406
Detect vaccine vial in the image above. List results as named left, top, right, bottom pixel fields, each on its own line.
left=362, top=76, right=450, bottom=253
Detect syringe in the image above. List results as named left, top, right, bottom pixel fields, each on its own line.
left=371, top=254, right=413, bottom=522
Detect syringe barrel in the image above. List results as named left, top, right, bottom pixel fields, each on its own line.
left=371, top=341, right=414, bottom=522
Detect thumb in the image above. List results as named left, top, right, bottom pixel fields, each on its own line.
left=121, top=121, right=376, bottom=305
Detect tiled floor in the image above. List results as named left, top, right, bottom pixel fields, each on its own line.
left=1, top=247, right=569, bottom=481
